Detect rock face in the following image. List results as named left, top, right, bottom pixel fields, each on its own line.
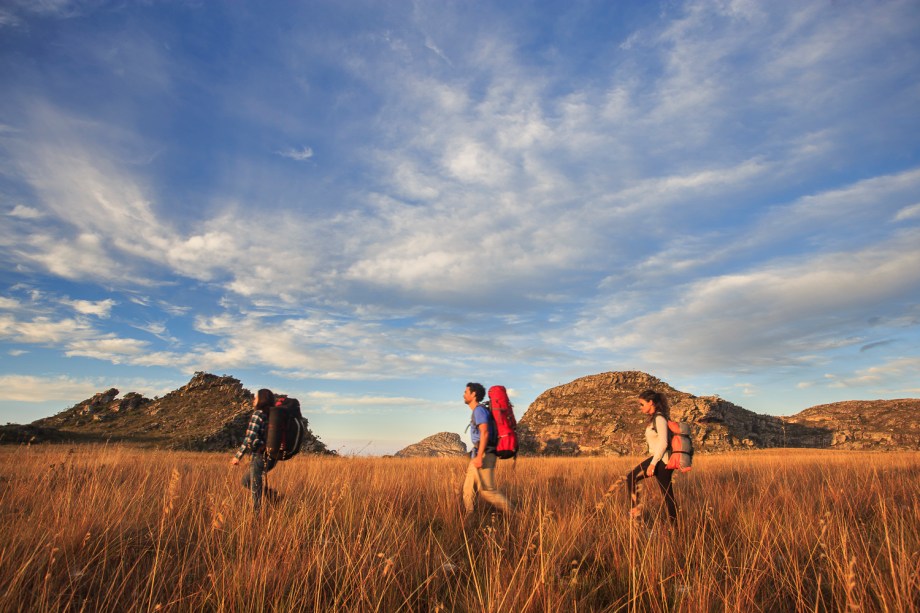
left=395, top=432, right=468, bottom=458
left=784, top=399, right=920, bottom=450
left=22, top=372, right=331, bottom=454
left=518, top=371, right=917, bottom=456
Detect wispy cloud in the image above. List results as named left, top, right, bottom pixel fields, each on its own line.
left=824, top=357, right=920, bottom=393
left=277, top=146, right=314, bottom=161
left=0, top=373, right=183, bottom=404
left=579, top=230, right=920, bottom=372
left=0, top=374, right=101, bottom=403
left=6, top=205, right=42, bottom=219
left=860, top=340, right=896, bottom=353
left=895, top=203, right=920, bottom=222
left=63, top=298, right=116, bottom=318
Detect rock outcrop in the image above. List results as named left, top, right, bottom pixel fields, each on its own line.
left=784, top=399, right=920, bottom=450
left=21, top=372, right=331, bottom=453
left=395, top=432, right=468, bottom=458
left=518, top=371, right=915, bottom=456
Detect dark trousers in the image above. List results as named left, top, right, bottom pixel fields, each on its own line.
left=241, top=454, right=277, bottom=512
left=626, top=456, right=677, bottom=521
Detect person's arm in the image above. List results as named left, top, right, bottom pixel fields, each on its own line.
left=472, top=422, right=489, bottom=468
left=231, top=412, right=262, bottom=465
left=647, top=414, right=669, bottom=475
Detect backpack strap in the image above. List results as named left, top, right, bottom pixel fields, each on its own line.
left=651, top=412, right=674, bottom=446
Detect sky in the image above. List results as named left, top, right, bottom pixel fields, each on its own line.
left=1, top=0, right=919, bottom=455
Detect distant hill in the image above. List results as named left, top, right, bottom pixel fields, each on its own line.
left=783, top=399, right=920, bottom=450
left=517, top=371, right=919, bottom=455
left=394, top=432, right=468, bottom=458
left=1, top=372, right=330, bottom=454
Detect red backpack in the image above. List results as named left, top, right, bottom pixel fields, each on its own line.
left=487, top=385, right=518, bottom=460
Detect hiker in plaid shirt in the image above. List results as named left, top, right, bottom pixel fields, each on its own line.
left=231, top=388, right=279, bottom=512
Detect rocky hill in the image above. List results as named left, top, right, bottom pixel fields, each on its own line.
left=4, top=372, right=330, bottom=453
left=394, top=432, right=468, bottom=458
left=518, top=371, right=918, bottom=456
left=783, top=399, right=920, bottom=450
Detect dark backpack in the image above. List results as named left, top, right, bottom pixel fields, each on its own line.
left=487, top=385, right=518, bottom=460
left=652, top=412, right=694, bottom=473
left=264, top=396, right=307, bottom=462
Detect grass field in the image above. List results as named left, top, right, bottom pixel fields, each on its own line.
left=0, top=445, right=917, bottom=612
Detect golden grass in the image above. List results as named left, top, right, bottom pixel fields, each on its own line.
left=0, top=446, right=917, bottom=612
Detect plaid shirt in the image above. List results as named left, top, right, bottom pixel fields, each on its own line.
left=235, top=409, right=268, bottom=460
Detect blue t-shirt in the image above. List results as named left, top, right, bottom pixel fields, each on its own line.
left=470, top=404, right=498, bottom=454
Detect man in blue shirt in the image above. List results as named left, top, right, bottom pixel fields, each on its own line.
left=462, top=382, right=510, bottom=514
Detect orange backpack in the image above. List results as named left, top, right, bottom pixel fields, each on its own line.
left=653, top=414, right=694, bottom=473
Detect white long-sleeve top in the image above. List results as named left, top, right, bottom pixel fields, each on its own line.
left=644, top=413, right=671, bottom=466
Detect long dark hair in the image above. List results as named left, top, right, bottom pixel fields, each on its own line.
left=639, top=389, right=670, bottom=422
left=254, top=388, right=275, bottom=412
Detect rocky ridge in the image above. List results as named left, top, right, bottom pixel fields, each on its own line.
left=518, top=371, right=918, bottom=456
left=394, top=432, right=468, bottom=458
left=784, top=399, right=920, bottom=450
left=5, top=372, right=330, bottom=453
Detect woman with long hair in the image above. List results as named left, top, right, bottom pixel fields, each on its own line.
left=626, top=389, right=678, bottom=522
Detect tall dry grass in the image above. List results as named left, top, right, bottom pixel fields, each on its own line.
left=0, top=445, right=917, bottom=611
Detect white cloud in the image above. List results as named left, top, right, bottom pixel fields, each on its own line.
left=65, top=337, right=149, bottom=361
left=164, top=230, right=237, bottom=281
left=5, top=316, right=93, bottom=344
left=627, top=166, right=920, bottom=282
left=423, top=35, right=452, bottom=65
left=387, top=161, right=441, bottom=201
left=0, top=307, right=189, bottom=369
left=0, top=373, right=187, bottom=406
left=895, top=203, right=920, bottom=222
left=185, top=308, right=513, bottom=381
left=6, top=0, right=915, bottom=312
left=735, top=383, right=757, bottom=397
left=827, top=357, right=920, bottom=391
left=6, top=205, right=42, bottom=219
left=23, top=232, right=130, bottom=282
left=63, top=298, right=116, bottom=318
left=583, top=232, right=920, bottom=371
left=0, top=10, right=21, bottom=28
left=441, top=138, right=511, bottom=185
left=762, top=168, right=920, bottom=239
left=0, top=374, right=101, bottom=403
left=277, top=146, right=314, bottom=161
left=131, top=321, right=176, bottom=343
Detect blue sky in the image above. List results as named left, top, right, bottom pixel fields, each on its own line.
left=1, top=0, right=919, bottom=454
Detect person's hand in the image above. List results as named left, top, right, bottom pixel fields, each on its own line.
left=472, top=455, right=483, bottom=469
left=231, top=457, right=239, bottom=466
left=646, top=465, right=655, bottom=477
